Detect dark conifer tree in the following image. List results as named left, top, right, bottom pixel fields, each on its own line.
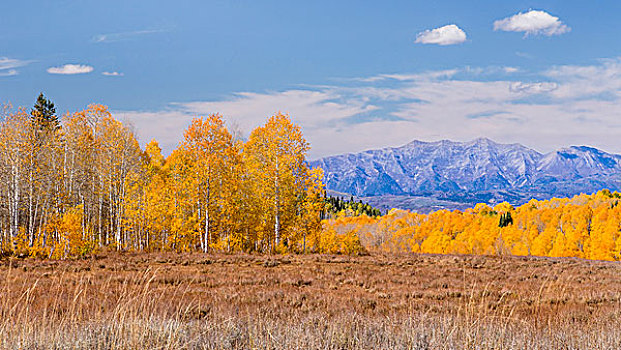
left=31, top=93, right=60, bottom=131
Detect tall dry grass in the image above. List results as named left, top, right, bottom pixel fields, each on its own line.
left=1, top=253, right=620, bottom=349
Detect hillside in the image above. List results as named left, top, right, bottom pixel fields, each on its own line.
left=311, top=138, right=621, bottom=211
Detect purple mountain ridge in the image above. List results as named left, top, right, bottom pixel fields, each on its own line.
left=309, top=138, right=621, bottom=211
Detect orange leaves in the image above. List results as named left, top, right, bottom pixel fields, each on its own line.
left=322, top=191, right=621, bottom=260
left=9, top=101, right=621, bottom=261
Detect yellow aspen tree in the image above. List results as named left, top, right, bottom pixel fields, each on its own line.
left=217, top=138, right=248, bottom=252
left=179, top=114, right=235, bottom=253
left=165, top=148, right=199, bottom=252
left=244, top=113, right=310, bottom=253
left=59, top=204, right=90, bottom=258
left=296, top=167, right=325, bottom=253
left=142, top=140, right=171, bottom=251
left=63, top=106, right=103, bottom=246
left=0, top=109, right=31, bottom=251
left=95, top=109, right=142, bottom=250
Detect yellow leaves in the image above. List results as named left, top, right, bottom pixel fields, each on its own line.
left=109, top=112, right=324, bottom=255
left=494, top=202, right=514, bottom=213
left=41, top=205, right=94, bottom=259
left=9, top=102, right=621, bottom=261
left=0, top=104, right=322, bottom=257
left=244, top=112, right=313, bottom=252
left=145, top=140, right=165, bottom=169
left=319, top=191, right=621, bottom=260
left=319, top=218, right=367, bottom=255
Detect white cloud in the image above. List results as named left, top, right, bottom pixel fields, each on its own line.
left=415, top=24, right=467, bottom=45
left=0, top=57, right=30, bottom=76
left=516, top=51, right=534, bottom=59
left=117, top=59, right=621, bottom=159
left=0, top=69, right=18, bottom=77
left=494, top=10, right=570, bottom=36
left=543, top=58, right=621, bottom=99
left=102, top=71, right=124, bottom=76
left=362, top=66, right=519, bottom=83
left=47, top=64, right=94, bottom=75
left=360, top=69, right=459, bottom=83
left=118, top=89, right=377, bottom=158
left=92, top=29, right=167, bottom=43
left=503, top=67, right=519, bottom=73
left=509, top=82, right=558, bottom=94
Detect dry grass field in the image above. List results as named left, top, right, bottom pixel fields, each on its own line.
left=2, top=252, right=621, bottom=349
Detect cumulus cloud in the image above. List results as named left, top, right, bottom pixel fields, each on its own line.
left=47, top=64, right=94, bottom=75
left=102, top=71, right=124, bottom=76
left=494, top=10, right=570, bottom=36
left=415, top=24, right=467, bottom=45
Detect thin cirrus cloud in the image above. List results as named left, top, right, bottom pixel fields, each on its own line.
left=0, top=57, right=31, bottom=76
left=0, top=69, right=18, bottom=77
left=118, top=59, right=621, bottom=159
left=415, top=24, right=467, bottom=45
left=494, top=10, right=570, bottom=36
left=91, top=29, right=168, bottom=43
left=504, top=67, right=519, bottom=73
left=102, top=71, right=124, bottom=76
left=47, top=64, right=94, bottom=75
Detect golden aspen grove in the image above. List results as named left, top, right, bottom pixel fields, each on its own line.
left=3, top=103, right=621, bottom=261
left=0, top=104, right=327, bottom=258
left=328, top=190, right=621, bottom=260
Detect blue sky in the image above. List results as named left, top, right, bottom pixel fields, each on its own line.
left=2, top=1, right=621, bottom=158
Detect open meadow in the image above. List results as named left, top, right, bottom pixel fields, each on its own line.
left=2, top=252, right=621, bottom=349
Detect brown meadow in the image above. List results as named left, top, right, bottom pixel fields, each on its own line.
left=2, top=252, right=621, bottom=349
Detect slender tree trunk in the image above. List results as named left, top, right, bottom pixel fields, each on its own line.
left=204, top=180, right=210, bottom=253
left=11, top=164, right=20, bottom=248
left=28, top=158, right=34, bottom=247
left=274, top=183, right=281, bottom=250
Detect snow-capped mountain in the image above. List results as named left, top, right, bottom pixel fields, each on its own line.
left=309, top=138, right=621, bottom=210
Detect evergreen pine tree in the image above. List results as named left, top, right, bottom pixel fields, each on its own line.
left=31, top=93, right=60, bottom=131
left=499, top=212, right=513, bottom=227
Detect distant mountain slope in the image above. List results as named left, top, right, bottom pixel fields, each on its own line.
left=309, top=138, right=621, bottom=211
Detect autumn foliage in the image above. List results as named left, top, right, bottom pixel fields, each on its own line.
left=325, top=190, right=621, bottom=261
left=0, top=105, right=324, bottom=257
left=2, top=102, right=621, bottom=261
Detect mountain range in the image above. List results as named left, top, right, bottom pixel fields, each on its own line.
left=309, top=138, right=621, bottom=212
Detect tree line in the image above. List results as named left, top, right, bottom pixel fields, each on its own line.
left=0, top=95, right=329, bottom=258
left=324, top=190, right=621, bottom=260
left=6, top=94, right=621, bottom=261
left=322, top=195, right=383, bottom=220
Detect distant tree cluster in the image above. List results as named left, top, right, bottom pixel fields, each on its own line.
left=498, top=212, right=513, bottom=228
left=323, top=190, right=621, bottom=260
left=322, top=195, right=383, bottom=219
